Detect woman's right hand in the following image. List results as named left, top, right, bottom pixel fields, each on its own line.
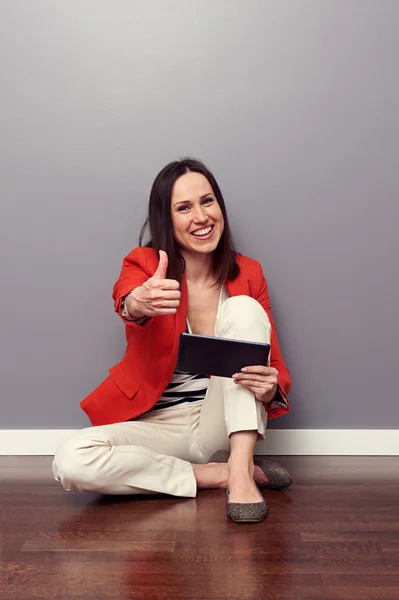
left=126, top=251, right=181, bottom=318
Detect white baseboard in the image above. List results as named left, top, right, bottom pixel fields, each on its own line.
left=0, top=429, right=398, bottom=456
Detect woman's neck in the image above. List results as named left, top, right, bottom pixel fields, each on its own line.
left=183, top=251, right=214, bottom=284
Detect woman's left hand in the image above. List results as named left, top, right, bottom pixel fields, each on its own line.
left=232, top=366, right=279, bottom=404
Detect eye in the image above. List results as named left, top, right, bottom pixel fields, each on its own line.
left=202, top=197, right=214, bottom=205
left=177, top=205, right=190, bottom=212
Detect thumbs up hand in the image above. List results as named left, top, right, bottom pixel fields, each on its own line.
left=126, top=251, right=181, bottom=319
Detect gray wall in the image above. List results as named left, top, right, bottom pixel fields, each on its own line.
left=1, top=0, right=398, bottom=430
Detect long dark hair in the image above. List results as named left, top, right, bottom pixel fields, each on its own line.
left=139, top=158, right=240, bottom=286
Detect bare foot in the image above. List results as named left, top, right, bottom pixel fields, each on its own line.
left=192, top=462, right=269, bottom=493
left=227, top=459, right=265, bottom=504
left=227, top=471, right=264, bottom=504
left=192, top=462, right=228, bottom=489
left=254, top=464, right=269, bottom=487
left=195, top=462, right=269, bottom=488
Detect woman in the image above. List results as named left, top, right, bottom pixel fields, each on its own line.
left=53, top=158, right=292, bottom=523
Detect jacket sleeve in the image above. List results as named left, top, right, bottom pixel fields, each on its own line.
left=112, top=247, right=153, bottom=328
left=253, top=261, right=291, bottom=418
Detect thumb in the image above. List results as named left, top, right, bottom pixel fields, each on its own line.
left=153, top=250, right=168, bottom=279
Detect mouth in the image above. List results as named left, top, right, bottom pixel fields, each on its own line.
left=190, top=225, right=214, bottom=240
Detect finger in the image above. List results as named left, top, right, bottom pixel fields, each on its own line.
left=241, top=366, right=277, bottom=376
left=234, top=380, right=274, bottom=393
left=153, top=250, right=168, bottom=279
left=236, top=381, right=265, bottom=396
left=149, top=289, right=179, bottom=302
left=233, top=374, right=274, bottom=385
left=237, top=382, right=269, bottom=396
left=159, top=290, right=181, bottom=300
left=152, top=299, right=180, bottom=309
left=151, top=278, right=180, bottom=291
left=234, top=371, right=277, bottom=381
left=150, top=288, right=181, bottom=300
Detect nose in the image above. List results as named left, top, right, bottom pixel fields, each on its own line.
left=192, top=204, right=208, bottom=223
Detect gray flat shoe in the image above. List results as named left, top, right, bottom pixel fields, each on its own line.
left=254, top=458, right=292, bottom=490
left=226, top=488, right=268, bottom=523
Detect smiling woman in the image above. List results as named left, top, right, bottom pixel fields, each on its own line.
left=139, top=158, right=239, bottom=287
left=52, top=157, right=292, bottom=524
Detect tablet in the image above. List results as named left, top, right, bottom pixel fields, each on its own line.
left=176, top=333, right=270, bottom=379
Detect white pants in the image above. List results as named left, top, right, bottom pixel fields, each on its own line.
left=52, top=296, right=271, bottom=497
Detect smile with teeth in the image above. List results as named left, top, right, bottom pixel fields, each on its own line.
left=191, top=225, right=214, bottom=238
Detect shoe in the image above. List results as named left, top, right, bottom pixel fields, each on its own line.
left=226, top=487, right=268, bottom=523
left=209, top=453, right=293, bottom=491
left=253, top=458, right=292, bottom=490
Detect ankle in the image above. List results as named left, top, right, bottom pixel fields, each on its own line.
left=193, top=462, right=228, bottom=490
left=228, top=464, right=255, bottom=484
left=228, top=453, right=255, bottom=472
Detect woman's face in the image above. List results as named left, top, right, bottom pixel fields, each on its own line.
left=171, top=172, right=225, bottom=257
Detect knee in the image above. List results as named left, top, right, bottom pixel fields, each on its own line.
left=52, top=429, right=96, bottom=491
left=218, top=296, right=270, bottom=332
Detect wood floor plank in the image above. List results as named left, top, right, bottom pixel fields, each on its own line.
left=1, top=456, right=399, bottom=599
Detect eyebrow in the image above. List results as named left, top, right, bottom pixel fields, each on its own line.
left=173, top=193, right=214, bottom=206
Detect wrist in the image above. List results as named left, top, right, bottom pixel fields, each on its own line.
left=263, top=385, right=278, bottom=404
left=125, top=290, right=147, bottom=320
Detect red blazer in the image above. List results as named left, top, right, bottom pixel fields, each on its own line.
left=80, top=247, right=291, bottom=426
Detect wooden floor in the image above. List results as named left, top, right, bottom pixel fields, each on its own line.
left=1, top=456, right=399, bottom=600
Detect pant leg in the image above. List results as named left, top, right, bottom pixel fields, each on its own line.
left=52, top=404, right=197, bottom=497
left=190, top=295, right=271, bottom=463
